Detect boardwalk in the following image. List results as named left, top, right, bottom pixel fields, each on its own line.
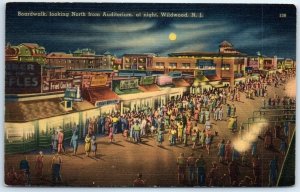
left=4, top=83, right=295, bottom=187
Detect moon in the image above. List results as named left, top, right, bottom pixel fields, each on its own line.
left=169, top=32, right=177, bottom=41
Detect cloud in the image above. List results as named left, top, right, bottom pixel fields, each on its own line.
left=89, top=22, right=156, bottom=32
left=171, top=21, right=229, bottom=30
left=232, top=27, right=290, bottom=51
left=160, top=42, right=208, bottom=55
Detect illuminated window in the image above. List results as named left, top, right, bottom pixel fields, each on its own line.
left=156, top=62, right=165, bottom=69
left=221, top=64, right=230, bottom=70
left=182, top=63, right=190, bottom=68
left=169, top=63, right=177, bottom=68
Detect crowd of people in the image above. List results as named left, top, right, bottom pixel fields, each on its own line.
left=6, top=69, right=295, bottom=186
left=6, top=152, right=63, bottom=185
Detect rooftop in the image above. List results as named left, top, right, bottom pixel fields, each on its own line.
left=168, top=51, right=247, bottom=57
left=219, top=40, right=233, bottom=47
left=21, top=43, right=44, bottom=49
left=5, top=98, right=95, bottom=122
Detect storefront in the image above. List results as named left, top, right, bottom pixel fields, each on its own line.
left=118, top=76, right=166, bottom=113
left=5, top=97, right=97, bottom=154
left=234, top=77, right=246, bottom=85
left=119, top=89, right=169, bottom=113
left=249, top=73, right=261, bottom=81
left=190, top=76, right=211, bottom=94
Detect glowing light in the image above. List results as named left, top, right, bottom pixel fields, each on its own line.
left=233, top=119, right=268, bottom=153
left=285, top=78, right=296, bottom=98
left=169, top=33, right=177, bottom=41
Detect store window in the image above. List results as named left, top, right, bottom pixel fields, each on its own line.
left=5, top=122, right=35, bottom=143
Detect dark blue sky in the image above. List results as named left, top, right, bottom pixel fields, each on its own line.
left=6, top=3, right=296, bottom=59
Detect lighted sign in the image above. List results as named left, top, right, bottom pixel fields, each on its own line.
left=64, top=87, right=82, bottom=101
left=119, top=79, right=139, bottom=90
left=95, top=99, right=119, bottom=107
left=42, top=79, right=73, bottom=92
left=156, top=75, right=173, bottom=86
left=194, top=70, right=204, bottom=78
left=168, top=71, right=182, bottom=78
left=249, top=60, right=259, bottom=69
left=140, top=76, right=155, bottom=85
left=5, top=62, right=42, bottom=94
left=90, top=75, right=108, bottom=87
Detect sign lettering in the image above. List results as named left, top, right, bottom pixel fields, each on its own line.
left=5, top=62, right=41, bottom=94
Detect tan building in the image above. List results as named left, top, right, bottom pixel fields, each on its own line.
left=168, top=41, right=248, bottom=86
left=122, top=53, right=156, bottom=70
left=46, top=49, right=115, bottom=69
left=151, top=57, right=196, bottom=75
left=5, top=43, right=46, bottom=64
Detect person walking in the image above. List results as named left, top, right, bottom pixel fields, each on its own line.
left=252, top=155, right=261, bottom=186
left=187, top=153, right=196, bottom=185
left=91, top=135, right=97, bottom=157
left=35, top=151, right=44, bottom=178
left=218, top=139, right=226, bottom=163
left=226, top=104, right=231, bottom=118
left=205, top=133, right=212, bottom=155
left=279, top=138, right=287, bottom=156
left=177, top=153, right=186, bottom=185
left=51, top=153, right=62, bottom=184
left=218, top=106, right=224, bottom=121
left=84, top=134, right=92, bottom=157
left=264, top=128, right=273, bottom=149
left=225, top=140, right=232, bottom=164
left=269, top=156, right=278, bottom=186
left=195, top=154, right=206, bottom=186
left=251, top=141, right=258, bottom=157
left=207, top=162, right=219, bottom=187
left=191, top=129, right=198, bottom=149
left=170, top=127, right=177, bottom=146
left=19, top=156, right=30, bottom=185
left=70, top=130, right=79, bottom=155
left=177, top=121, right=183, bottom=143
left=57, top=129, right=65, bottom=154
left=51, top=131, right=58, bottom=154
left=228, top=160, right=240, bottom=185
left=112, top=115, right=119, bottom=134
left=133, top=120, right=141, bottom=143
left=157, top=128, right=164, bottom=146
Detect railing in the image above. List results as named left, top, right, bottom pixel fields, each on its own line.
left=238, top=104, right=295, bottom=186
left=276, top=128, right=296, bottom=186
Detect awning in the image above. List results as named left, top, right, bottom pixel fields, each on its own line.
left=138, top=84, right=161, bottom=92
left=234, top=77, right=246, bottom=82
left=173, top=79, right=190, bottom=87
left=85, top=87, right=120, bottom=107
left=206, top=75, right=221, bottom=81
left=212, top=84, right=226, bottom=88
left=193, top=76, right=209, bottom=87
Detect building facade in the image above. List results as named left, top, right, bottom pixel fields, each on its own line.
left=168, top=41, right=247, bottom=86
left=122, top=53, right=156, bottom=70
left=5, top=43, right=46, bottom=64
left=46, top=49, right=115, bottom=69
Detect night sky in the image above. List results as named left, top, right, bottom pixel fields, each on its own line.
left=6, top=3, right=296, bottom=59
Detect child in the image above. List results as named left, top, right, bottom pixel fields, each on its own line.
left=108, top=126, right=114, bottom=143
left=123, top=129, right=129, bottom=140
left=157, top=129, right=164, bottom=146
left=191, top=129, right=198, bottom=149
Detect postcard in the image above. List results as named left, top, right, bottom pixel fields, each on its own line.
left=4, top=2, right=296, bottom=187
